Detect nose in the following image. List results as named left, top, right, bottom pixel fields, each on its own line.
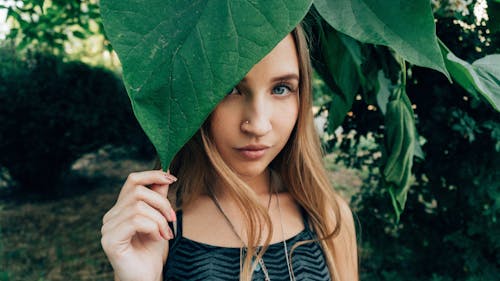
left=241, top=95, right=272, bottom=137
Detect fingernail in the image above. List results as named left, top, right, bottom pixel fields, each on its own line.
left=163, top=172, right=177, bottom=181
left=163, top=175, right=174, bottom=183
left=169, top=174, right=178, bottom=182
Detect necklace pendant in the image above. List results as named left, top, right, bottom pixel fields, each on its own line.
left=254, top=261, right=261, bottom=272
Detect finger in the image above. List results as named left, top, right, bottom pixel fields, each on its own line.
left=112, top=214, right=165, bottom=245
left=150, top=170, right=176, bottom=197
left=150, top=183, right=169, bottom=197
left=102, top=215, right=164, bottom=255
left=165, top=169, right=177, bottom=182
left=104, top=171, right=175, bottom=224
left=150, top=170, right=176, bottom=208
left=150, top=183, right=177, bottom=222
left=121, top=170, right=176, bottom=195
left=106, top=185, right=175, bottom=224
left=101, top=201, right=172, bottom=240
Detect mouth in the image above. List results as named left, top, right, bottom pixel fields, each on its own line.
left=235, top=145, right=270, bottom=160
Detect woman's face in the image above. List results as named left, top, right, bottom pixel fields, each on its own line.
left=210, top=34, right=300, bottom=179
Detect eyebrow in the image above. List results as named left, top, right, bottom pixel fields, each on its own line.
left=241, top=73, right=300, bottom=84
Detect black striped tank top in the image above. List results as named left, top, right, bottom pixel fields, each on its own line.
left=163, top=209, right=331, bottom=280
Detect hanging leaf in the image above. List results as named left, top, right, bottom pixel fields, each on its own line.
left=440, top=40, right=500, bottom=111
left=313, top=0, right=450, bottom=79
left=383, top=86, right=416, bottom=220
left=376, top=62, right=422, bottom=219
left=100, top=0, right=312, bottom=168
left=376, top=70, right=391, bottom=115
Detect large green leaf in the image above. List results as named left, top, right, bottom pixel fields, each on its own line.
left=313, top=0, right=449, bottom=78
left=440, top=41, right=500, bottom=111
left=100, top=0, right=312, bottom=168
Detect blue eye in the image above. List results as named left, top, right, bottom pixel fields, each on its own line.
left=272, top=84, right=291, bottom=96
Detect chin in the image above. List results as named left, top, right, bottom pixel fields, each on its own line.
left=233, top=164, right=269, bottom=178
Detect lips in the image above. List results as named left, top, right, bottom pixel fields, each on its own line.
left=236, top=145, right=270, bottom=160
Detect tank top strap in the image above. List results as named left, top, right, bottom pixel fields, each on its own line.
left=299, top=206, right=312, bottom=233
left=174, top=209, right=183, bottom=237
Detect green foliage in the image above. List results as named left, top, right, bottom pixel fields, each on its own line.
left=0, top=47, right=151, bottom=196
left=310, top=15, right=362, bottom=130
left=99, top=0, right=475, bottom=215
left=330, top=75, right=500, bottom=280
left=326, top=6, right=500, bottom=279
left=309, top=0, right=498, bottom=215
left=0, top=1, right=497, bottom=278
left=382, top=86, right=416, bottom=219
left=488, top=0, right=500, bottom=33
left=3, top=0, right=105, bottom=55
left=363, top=68, right=499, bottom=280
left=441, top=41, right=500, bottom=111
left=99, top=0, right=313, bottom=168
left=7, top=0, right=499, bottom=215
left=313, top=0, right=449, bottom=78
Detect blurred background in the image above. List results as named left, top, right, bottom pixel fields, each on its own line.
left=0, top=0, right=498, bottom=280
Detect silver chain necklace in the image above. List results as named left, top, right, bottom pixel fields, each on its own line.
left=208, top=174, right=295, bottom=281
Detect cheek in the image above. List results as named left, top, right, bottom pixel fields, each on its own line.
left=209, top=114, right=225, bottom=143
left=274, top=99, right=299, bottom=135
left=209, top=106, right=237, bottom=143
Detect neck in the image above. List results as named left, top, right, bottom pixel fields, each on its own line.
left=214, top=168, right=272, bottom=199
left=241, top=169, right=272, bottom=195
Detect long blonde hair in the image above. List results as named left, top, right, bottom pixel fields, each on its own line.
left=159, top=24, right=343, bottom=281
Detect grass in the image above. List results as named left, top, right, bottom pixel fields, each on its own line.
left=1, top=184, right=118, bottom=280
left=0, top=150, right=153, bottom=281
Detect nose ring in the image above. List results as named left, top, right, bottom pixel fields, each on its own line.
left=241, top=120, right=250, bottom=130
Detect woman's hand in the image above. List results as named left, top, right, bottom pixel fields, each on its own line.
left=101, top=170, right=177, bottom=281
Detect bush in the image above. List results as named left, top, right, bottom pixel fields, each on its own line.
left=324, top=16, right=500, bottom=281
left=347, top=78, right=500, bottom=280
left=0, top=48, right=153, bottom=197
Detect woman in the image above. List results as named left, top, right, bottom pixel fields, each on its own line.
left=101, top=25, right=358, bottom=281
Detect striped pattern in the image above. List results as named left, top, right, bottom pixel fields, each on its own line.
left=163, top=210, right=331, bottom=281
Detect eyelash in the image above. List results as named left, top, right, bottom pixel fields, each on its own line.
left=272, top=83, right=294, bottom=96
left=226, top=83, right=297, bottom=96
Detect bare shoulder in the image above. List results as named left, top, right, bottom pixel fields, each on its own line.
left=329, top=194, right=359, bottom=281
left=335, top=194, right=355, bottom=233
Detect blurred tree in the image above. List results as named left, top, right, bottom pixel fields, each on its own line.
left=0, top=47, right=152, bottom=198
left=1, top=0, right=118, bottom=68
